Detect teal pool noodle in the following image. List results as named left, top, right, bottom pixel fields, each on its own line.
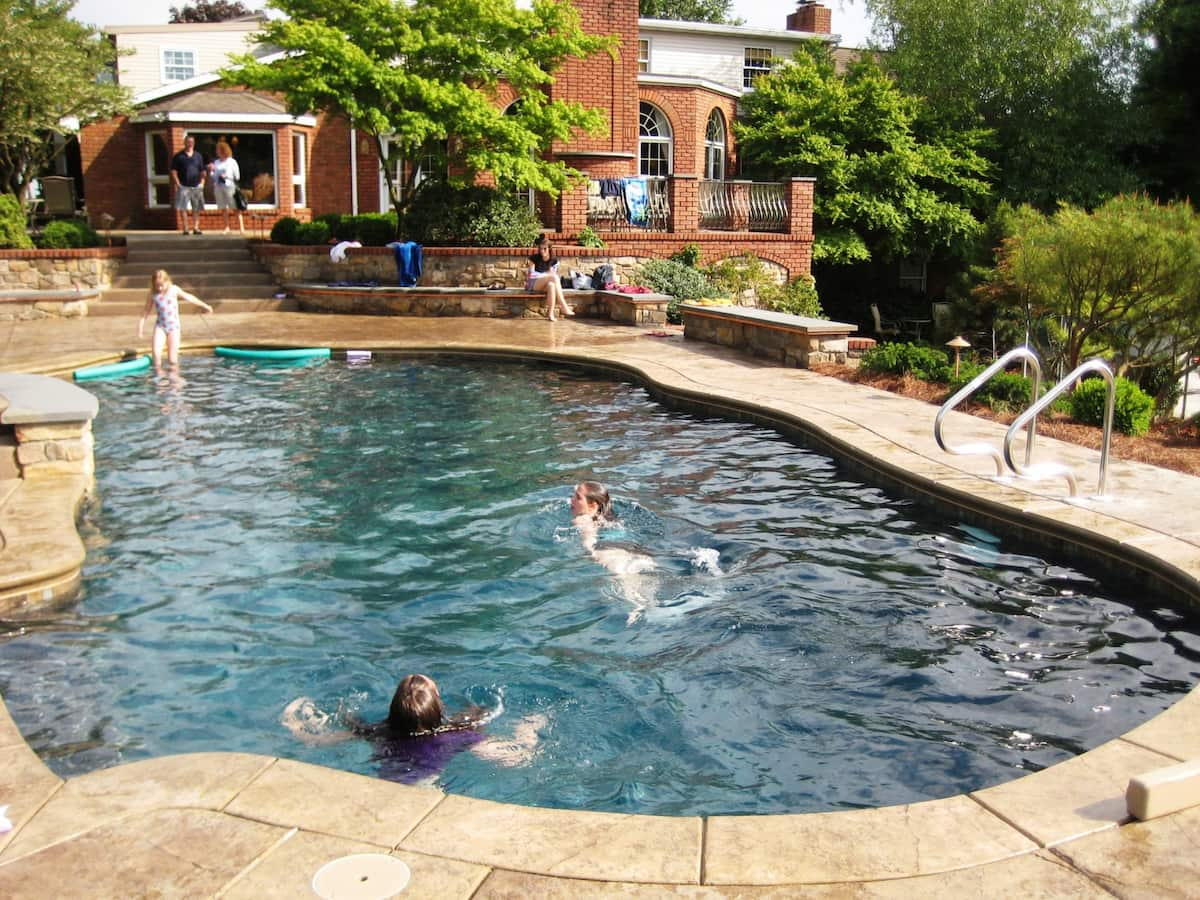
left=215, top=346, right=332, bottom=361
left=73, top=355, right=151, bottom=382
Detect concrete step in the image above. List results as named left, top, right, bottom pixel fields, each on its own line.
left=102, top=285, right=282, bottom=303
left=123, top=234, right=255, bottom=252
left=109, top=273, right=276, bottom=290
left=90, top=296, right=297, bottom=316
left=116, top=259, right=264, bottom=277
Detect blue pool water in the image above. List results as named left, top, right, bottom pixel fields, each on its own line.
left=1, top=356, right=1197, bottom=816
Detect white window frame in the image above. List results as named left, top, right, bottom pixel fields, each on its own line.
left=704, top=109, right=726, bottom=181
left=637, top=38, right=650, bottom=74
left=638, top=102, right=673, bottom=177
left=378, top=137, right=444, bottom=211
left=161, top=47, right=197, bottom=83
left=292, top=132, right=307, bottom=209
left=743, top=47, right=773, bottom=89
left=145, top=131, right=171, bottom=208
left=899, top=257, right=928, bottom=294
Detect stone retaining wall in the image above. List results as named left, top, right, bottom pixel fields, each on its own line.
left=0, top=374, right=98, bottom=482
left=680, top=303, right=856, bottom=368
left=0, top=247, right=125, bottom=293
left=0, top=289, right=101, bottom=321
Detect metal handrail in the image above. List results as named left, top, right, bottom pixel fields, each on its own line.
left=1004, top=359, right=1115, bottom=498
left=935, top=346, right=1043, bottom=476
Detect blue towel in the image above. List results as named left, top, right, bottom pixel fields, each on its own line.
left=387, top=241, right=423, bottom=286
left=622, top=178, right=648, bottom=226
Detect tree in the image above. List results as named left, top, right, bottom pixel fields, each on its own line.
left=169, top=1, right=255, bottom=22
left=639, top=0, right=733, bottom=23
left=0, top=0, right=131, bottom=198
left=225, top=0, right=611, bottom=225
left=865, top=0, right=1142, bottom=211
left=977, top=194, right=1200, bottom=383
left=169, top=0, right=254, bottom=21
left=735, top=41, right=991, bottom=266
left=1133, top=0, right=1200, bottom=202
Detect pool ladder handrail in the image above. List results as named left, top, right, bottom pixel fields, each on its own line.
left=935, top=346, right=1043, bottom=477
left=1004, top=358, right=1115, bottom=498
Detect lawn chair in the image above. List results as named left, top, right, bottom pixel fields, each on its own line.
left=869, top=303, right=901, bottom=338
left=40, top=176, right=81, bottom=219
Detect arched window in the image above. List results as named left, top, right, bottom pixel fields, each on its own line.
left=704, top=109, right=726, bottom=181
left=639, top=102, right=672, bottom=177
left=505, top=100, right=536, bottom=213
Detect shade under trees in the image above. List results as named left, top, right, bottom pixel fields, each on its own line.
left=735, top=41, right=992, bottom=266
left=0, top=0, right=131, bottom=198
left=225, top=0, right=610, bottom=223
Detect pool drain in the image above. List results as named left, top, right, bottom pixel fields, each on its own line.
left=311, top=853, right=411, bottom=899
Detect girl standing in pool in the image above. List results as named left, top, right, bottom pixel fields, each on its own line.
left=283, top=673, right=545, bottom=786
left=527, top=236, right=573, bottom=321
left=138, top=269, right=213, bottom=369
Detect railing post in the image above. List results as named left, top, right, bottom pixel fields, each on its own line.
left=557, top=180, right=588, bottom=237
left=788, top=176, right=815, bottom=239
left=668, top=174, right=699, bottom=233
left=731, top=180, right=752, bottom=230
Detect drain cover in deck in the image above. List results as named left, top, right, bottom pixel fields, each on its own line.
left=311, top=853, right=411, bottom=899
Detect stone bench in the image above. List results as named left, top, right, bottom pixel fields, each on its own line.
left=0, top=288, right=100, bottom=321
left=286, top=283, right=671, bottom=324
left=679, top=303, right=858, bottom=368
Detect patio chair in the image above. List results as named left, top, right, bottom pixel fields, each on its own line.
left=869, top=303, right=901, bottom=338
left=40, top=176, right=81, bottom=219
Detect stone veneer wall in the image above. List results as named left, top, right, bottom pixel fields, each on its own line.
left=0, top=376, right=98, bottom=482
left=0, top=247, right=126, bottom=292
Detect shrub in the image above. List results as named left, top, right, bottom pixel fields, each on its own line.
left=402, top=181, right=541, bottom=246
left=636, top=258, right=719, bottom=301
left=760, top=274, right=823, bottom=319
left=0, top=193, right=33, bottom=249
left=341, top=213, right=397, bottom=246
left=270, top=216, right=301, bottom=245
left=1133, top=357, right=1182, bottom=417
left=295, top=220, right=332, bottom=245
left=670, top=243, right=702, bottom=267
left=577, top=225, right=605, bottom=248
left=947, top=365, right=1033, bottom=411
left=860, top=342, right=953, bottom=383
left=36, top=219, right=99, bottom=249
left=1069, top=376, right=1154, bottom=436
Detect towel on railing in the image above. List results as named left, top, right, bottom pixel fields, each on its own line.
left=386, top=241, right=423, bottom=286
left=598, top=178, right=622, bottom=198
left=622, top=178, right=649, bottom=226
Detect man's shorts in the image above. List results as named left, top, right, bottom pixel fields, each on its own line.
left=175, top=185, right=204, bottom=212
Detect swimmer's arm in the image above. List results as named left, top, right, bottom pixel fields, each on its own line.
left=176, top=287, right=213, bottom=314
left=471, top=713, right=547, bottom=767
left=281, top=697, right=354, bottom=746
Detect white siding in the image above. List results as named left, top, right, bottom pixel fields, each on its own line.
left=640, top=28, right=819, bottom=94
left=112, top=25, right=262, bottom=95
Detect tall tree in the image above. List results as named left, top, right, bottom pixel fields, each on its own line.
left=639, top=0, right=733, bottom=23
left=1133, top=0, right=1200, bottom=202
left=736, top=41, right=991, bottom=265
left=865, top=0, right=1141, bottom=210
left=169, top=0, right=254, bottom=22
left=225, top=0, right=611, bottom=222
left=0, top=0, right=131, bottom=198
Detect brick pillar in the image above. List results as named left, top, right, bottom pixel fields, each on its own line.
left=668, top=175, right=699, bottom=233
left=788, top=177, right=815, bottom=240
left=558, top=180, right=588, bottom=236
left=786, top=2, right=832, bottom=34
left=731, top=180, right=752, bottom=230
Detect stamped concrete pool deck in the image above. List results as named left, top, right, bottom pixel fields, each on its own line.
left=1, top=311, right=1198, bottom=898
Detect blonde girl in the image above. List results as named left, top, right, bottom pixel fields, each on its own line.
left=138, top=269, right=213, bottom=368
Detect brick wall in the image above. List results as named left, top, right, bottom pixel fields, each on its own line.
left=786, top=2, right=832, bottom=34
left=79, top=116, right=144, bottom=228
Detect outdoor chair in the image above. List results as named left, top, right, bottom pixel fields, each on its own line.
left=869, top=303, right=901, bottom=338
left=40, top=176, right=81, bottom=219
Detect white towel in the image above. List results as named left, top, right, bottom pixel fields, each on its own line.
left=329, top=240, right=362, bottom=263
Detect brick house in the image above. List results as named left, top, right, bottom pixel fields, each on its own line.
left=79, top=1, right=845, bottom=278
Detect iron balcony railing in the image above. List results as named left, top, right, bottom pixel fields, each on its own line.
left=699, top=179, right=788, bottom=232
left=584, top=178, right=789, bottom=233
left=586, top=176, right=670, bottom=231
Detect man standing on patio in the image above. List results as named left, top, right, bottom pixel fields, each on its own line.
left=170, top=134, right=206, bottom=235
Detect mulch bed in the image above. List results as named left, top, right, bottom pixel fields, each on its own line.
left=810, top=364, right=1200, bottom=478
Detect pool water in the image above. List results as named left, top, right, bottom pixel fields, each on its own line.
left=1, top=356, right=1197, bottom=816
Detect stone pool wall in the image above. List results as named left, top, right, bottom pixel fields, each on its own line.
left=0, top=247, right=125, bottom=294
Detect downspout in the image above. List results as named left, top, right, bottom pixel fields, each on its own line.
left=350, top=127, right=359, bottom=215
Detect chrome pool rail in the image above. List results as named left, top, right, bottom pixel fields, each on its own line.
left=1004, top=358, right=1115, bottom=498
left=935, top=346, right=1043, bottom=476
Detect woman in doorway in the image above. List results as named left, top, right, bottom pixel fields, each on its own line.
left=209, top=141, right=244, bottom=235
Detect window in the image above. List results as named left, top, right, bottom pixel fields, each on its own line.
left=638, top=102, right=672, bottom=177
left=504, top=102, right=536, bottom=213
left=637, top=39, right=649, bottom=74
left=704, top=109, right=726, bottom=181
left=292, top=133, right=307, bottom=208
left=898, top=257, right=927, bottom=294
left=743, top=47, right=773, bottom=89
left=145, top=132, right=172, bottom=207
left=189, top=131, right=277, bottom=206
left=162, top=48, right=197, bottom=82
left=378, top=138, right=447, bottom=211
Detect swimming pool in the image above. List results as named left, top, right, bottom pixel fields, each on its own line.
left=0, top=356, right=1195, bottom=816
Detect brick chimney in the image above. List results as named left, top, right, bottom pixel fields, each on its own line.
left=786, top=1, right=832, bottom=34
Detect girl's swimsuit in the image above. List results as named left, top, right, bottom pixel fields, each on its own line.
left=152, top=287, right=181, bottom=333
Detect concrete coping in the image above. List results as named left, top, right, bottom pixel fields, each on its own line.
left=286, top=283, right=671, bottom=303
left=0, top=373, right=98, bottom=425
left=679, top=302, right=858, bottom=335
left=0, top=288, right=101, bottom=303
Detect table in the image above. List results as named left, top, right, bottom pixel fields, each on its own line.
left=901, top=317, right=932, bottom=341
